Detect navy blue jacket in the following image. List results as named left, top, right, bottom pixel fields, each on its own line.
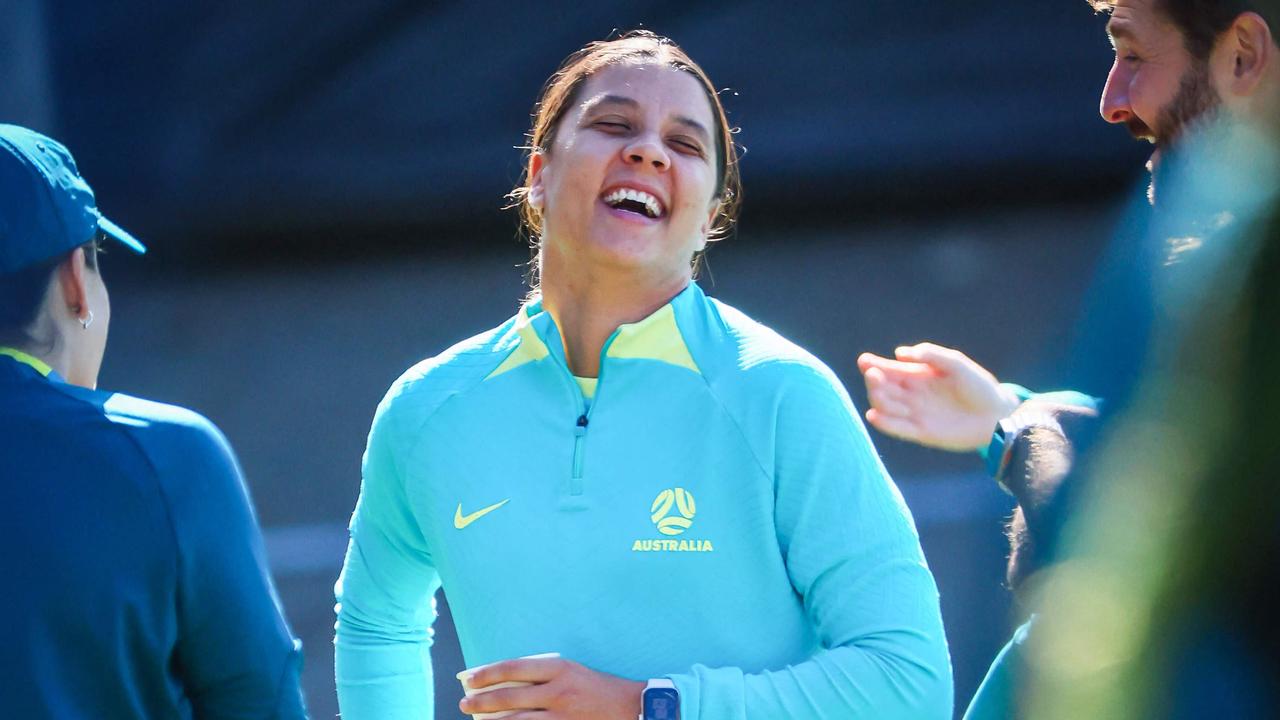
left=0, top=355, right=307, bottom=718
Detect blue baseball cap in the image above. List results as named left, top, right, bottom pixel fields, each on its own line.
left=0, top=124, right=145, bottom=275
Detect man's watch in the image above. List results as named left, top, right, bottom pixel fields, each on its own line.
left=639, top=678, right=679, bottom=720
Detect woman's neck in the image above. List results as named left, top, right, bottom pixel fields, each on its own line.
left=539, top=256, right=690, bottom=378
left=9, top=311, right=93, bottom=387
left=1, top=340, right=74, bottom=385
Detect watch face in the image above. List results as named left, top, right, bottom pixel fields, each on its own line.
left=643, top=687, right=680, bottom=720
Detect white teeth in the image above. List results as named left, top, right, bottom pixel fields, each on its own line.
left=603, top=187, right=663, bottom=218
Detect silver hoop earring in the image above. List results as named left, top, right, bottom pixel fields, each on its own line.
left=80, top=311, right=94, bottom=330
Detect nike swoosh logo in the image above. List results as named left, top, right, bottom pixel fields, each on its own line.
left=454, top=499, right=510, bottom=529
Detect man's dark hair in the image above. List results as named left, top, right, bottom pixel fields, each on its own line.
left=1091, top=1, right=1278, bottom=61
left=0, top=240, right=99, bottom=348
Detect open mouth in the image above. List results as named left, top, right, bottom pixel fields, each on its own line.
left=601, top=187, right=665, bottom=219
left=1147, top=146, right=1163, bottom=174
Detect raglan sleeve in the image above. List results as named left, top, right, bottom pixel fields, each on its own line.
left=160, top=414, right=308, bottom=719
left=335, top=386, right=443, bottom=720
left=667, top=362, right=953, bottom=720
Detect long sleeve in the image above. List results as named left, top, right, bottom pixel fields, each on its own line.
left=335, top=392, right=442, bottom=720
left=162, top=416, right=308, bottom=718
left=668, top=364, right=953, bottom=719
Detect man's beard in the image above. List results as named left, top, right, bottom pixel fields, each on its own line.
left=1156, top=58, right=1222, bottom=147
left=1131, top=59, right=1223, bottom=205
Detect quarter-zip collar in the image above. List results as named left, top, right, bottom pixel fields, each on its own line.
left=486, top=283, right=704, bottom=382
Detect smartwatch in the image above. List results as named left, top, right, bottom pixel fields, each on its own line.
left=639, top=678, right=680, bottom=720
left=992, top=415, right=1021, bottom=494
left=993, top=406, right=1065, bottom=494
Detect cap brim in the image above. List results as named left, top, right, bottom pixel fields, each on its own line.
left=97, top=216, right=147, bottom=255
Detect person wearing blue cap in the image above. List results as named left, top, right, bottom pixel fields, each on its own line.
left=0, top=124, right=309, bottom=718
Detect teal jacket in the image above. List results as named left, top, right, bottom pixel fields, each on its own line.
left=334, top=283, right=952, bottom=719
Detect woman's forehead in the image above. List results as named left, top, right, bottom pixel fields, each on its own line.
left=573, top=63, right=714, bottom=124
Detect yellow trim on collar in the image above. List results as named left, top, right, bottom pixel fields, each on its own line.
left=606, top=304, right=700, bottom=374
left=485, top=297, right=701, bottom=381
left=574, top=375, right=598, bottom=399
left=486, top=304, right=550, bottom=381
left=0, top=346, right=53, bottom=377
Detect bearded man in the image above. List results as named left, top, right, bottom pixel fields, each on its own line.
left=852, top=3, right=1279, bottom=718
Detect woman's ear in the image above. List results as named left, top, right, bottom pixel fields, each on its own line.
left=528, top=151, right=547, bottom=210
left=698, top=201, right=722, bottom=249
left=56, top=248, right=90, bottom=322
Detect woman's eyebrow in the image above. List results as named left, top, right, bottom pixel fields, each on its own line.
left=583, top=94, right=639, bottom=113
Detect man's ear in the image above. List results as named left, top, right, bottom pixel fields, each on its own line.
left=1218, top=12, right=1274, bottom=97
left=528, top=151, right=548, bottom=210
left=56, top=248, right=90, bottom=322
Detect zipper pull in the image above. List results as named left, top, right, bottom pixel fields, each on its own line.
left=571, top=414, right=589, bottom=491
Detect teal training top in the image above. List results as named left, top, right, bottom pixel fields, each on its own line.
left=334, top=283, right=953, bottom=719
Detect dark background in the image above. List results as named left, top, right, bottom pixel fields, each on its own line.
left=2, top=1, right=1149, bottom=717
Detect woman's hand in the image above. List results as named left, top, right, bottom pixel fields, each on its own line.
left=459, top=656, right=645, bottom=720
left=856, top=342, right=1022, bottom=452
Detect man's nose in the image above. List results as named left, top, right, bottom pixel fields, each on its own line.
left=1099, top=61, right=1133, bottom=124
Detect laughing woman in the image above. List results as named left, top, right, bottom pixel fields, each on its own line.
left=334, top=31, right=951, bottom=720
